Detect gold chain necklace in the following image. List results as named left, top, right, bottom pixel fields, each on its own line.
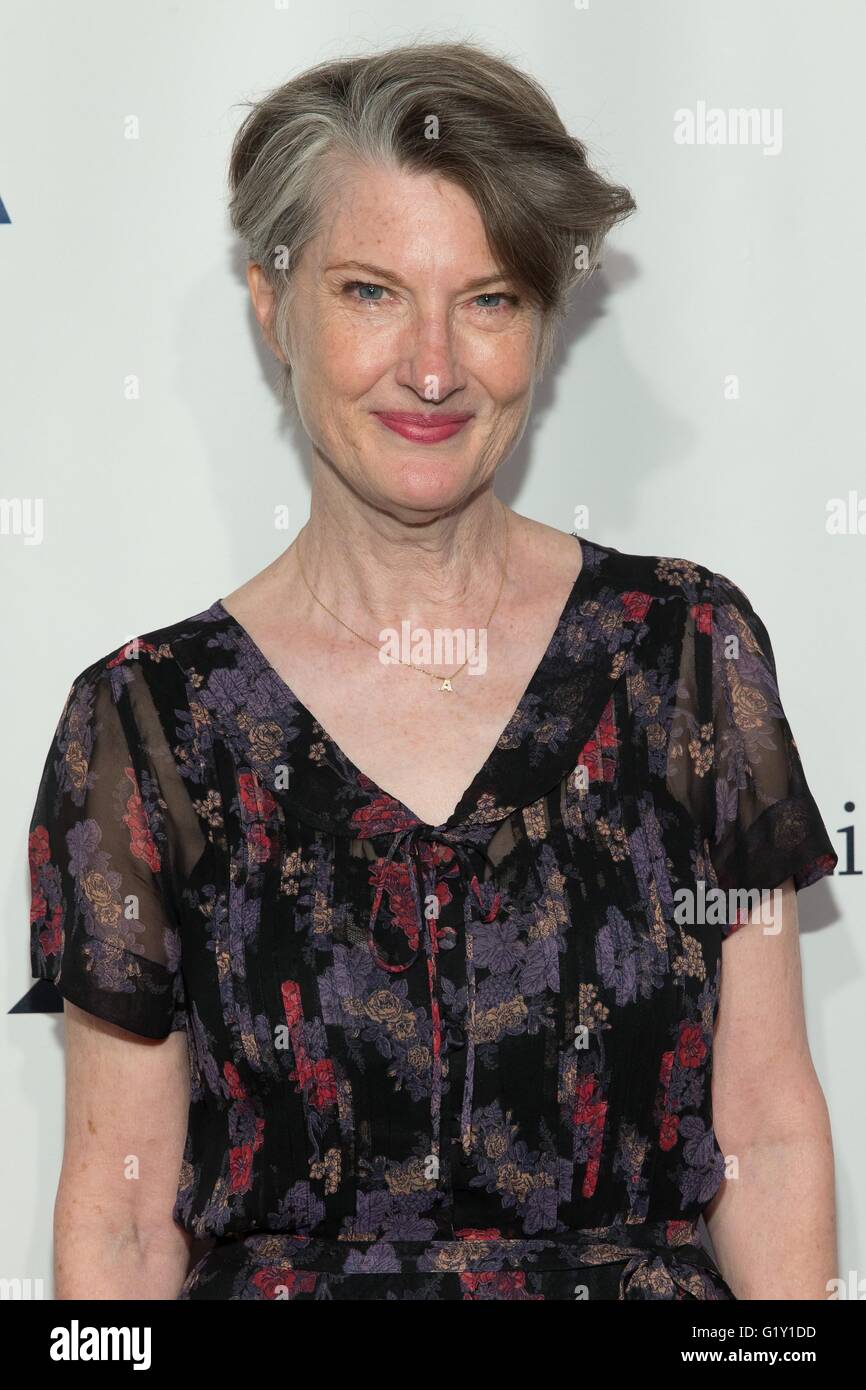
left=294, top=507, right=510, bottom=693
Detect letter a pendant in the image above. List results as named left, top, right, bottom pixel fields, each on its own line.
left=440, top=678, right=454, bottom=692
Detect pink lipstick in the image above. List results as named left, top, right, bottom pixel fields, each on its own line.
left=372, top=411, right=473, bottom=443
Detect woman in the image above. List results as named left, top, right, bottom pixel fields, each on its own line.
left=28, top=40, right=838, bottom=1300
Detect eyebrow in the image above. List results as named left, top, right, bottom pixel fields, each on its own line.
left=323, top=260, right=512, bottom=293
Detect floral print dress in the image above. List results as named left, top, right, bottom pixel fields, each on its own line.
left=27, top=534, right=837, bottom=1301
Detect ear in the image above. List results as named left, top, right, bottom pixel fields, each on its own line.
left=246, top=262, right=289, bottom=364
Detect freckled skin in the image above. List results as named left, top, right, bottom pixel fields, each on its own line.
left=248, top=160, right=542, bottom=524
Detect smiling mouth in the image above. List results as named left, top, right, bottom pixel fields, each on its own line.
left=372, top=411, right=474, bottom=444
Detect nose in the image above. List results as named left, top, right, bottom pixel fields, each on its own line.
left=394, top=302, right=463, bottom=402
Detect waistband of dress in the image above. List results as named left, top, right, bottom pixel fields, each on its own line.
left=208, top=1219, right=717, bottom=1276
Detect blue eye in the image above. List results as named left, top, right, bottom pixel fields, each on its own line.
left=346, top=281, right=386, bottom=302
left=475, top=292, right=519, bottom=312
left=341, top=281, right=519, bottom=312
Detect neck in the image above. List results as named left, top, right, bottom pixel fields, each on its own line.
left=290, top=474, right=511, bottom=631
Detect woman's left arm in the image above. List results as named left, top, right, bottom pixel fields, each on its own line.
left=703, top=877, right=838, bottom=1299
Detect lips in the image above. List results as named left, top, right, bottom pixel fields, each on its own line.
left=372, top=411, right=473, bottom=444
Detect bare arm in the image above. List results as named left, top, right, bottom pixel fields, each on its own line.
left=54, top=1001, right=193, bottom=1300
left=704, top=878, right=837, bottom=1299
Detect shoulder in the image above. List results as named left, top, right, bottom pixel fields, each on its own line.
left=584, top=535, right=757, bottom=616
left=42, top=600, right=227, bottom=809
left=582, top=534, right=705, bottom=598
left=579, top=538, right=776, bottom=680
left=59, top=598, right=226, bottom=707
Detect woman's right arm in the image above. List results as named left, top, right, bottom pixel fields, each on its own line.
left=54, top=1001, right=193, bottom=1300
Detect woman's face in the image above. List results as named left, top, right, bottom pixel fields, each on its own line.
left=249, top=160, right=542, bottom=522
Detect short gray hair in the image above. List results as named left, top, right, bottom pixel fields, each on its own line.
left=228, top=39, right=636, bottom=410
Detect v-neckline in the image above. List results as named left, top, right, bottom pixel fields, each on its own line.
left=210, top=532, right=604, bottom=835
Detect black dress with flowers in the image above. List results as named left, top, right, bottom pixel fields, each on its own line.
left=27, top=535, right=837, bottom=1300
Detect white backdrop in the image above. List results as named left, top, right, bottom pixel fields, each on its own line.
left=3, top=0, right=863, bottom=1298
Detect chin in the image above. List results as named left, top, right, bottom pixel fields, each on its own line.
left=373, top=456, right=480, bottom=516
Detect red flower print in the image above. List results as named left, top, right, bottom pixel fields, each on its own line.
left=293, top=1054, right=314, bottom=1088
left=28, top=824, right=51, bottom=874
left=246, top=822, right=272, bottom=865
left=659, top=1113, right=680, bottom=1151
left=229, top=1143, right=253, bottom=1192
left=251, top=1267, right=317, bottom=1299
left=469, top=873, right=502, bottom=923
left=28, top=827, right=64, bottom=955
left=665, top=1219, right=695, bottom=1244
left=621, top=591, right=653, bottom=622
left=281, top=979, right=303, bottom=1029
left=279, top=983, right=337, bottom=1114
left=677, top=1022, right=708, bottom=1069
left=223, top=1061, right=248, bottom=1101
left=368, top=857, right=423, bottom=954
left=350, top=794, right=417, bottom=837
left=691, top=602, right=712, bottom=635
left=293, top=1054, right=337, bottom=1113
left=572, top=1077, right=608, bottom=1147
left=238, top=770, right=277, bottom=822
left=571, top=1075, right=608, bottom=1199
left=106, top=640, right=160, bottom=667
left=122, top=767, right=161, bottom=872
left=460, top=1271, right=543, bottom=1300
left=29, top=884, right=46, bottom=928
left=433, top=879, right=453, bottom=916
left=658, top=1050, right=674, bottom=1088
left=578, top=698, right=618, bottom=782
left=426, top=841, right=458, bottom=872
left=39, top=905, right=63, bottom=958
left=310, top=1058, right=337, bottom=1111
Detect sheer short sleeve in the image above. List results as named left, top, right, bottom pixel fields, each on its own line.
left=28, top=659, right=189, bottom=1039
left=706, top=570, right=837, bottom=902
